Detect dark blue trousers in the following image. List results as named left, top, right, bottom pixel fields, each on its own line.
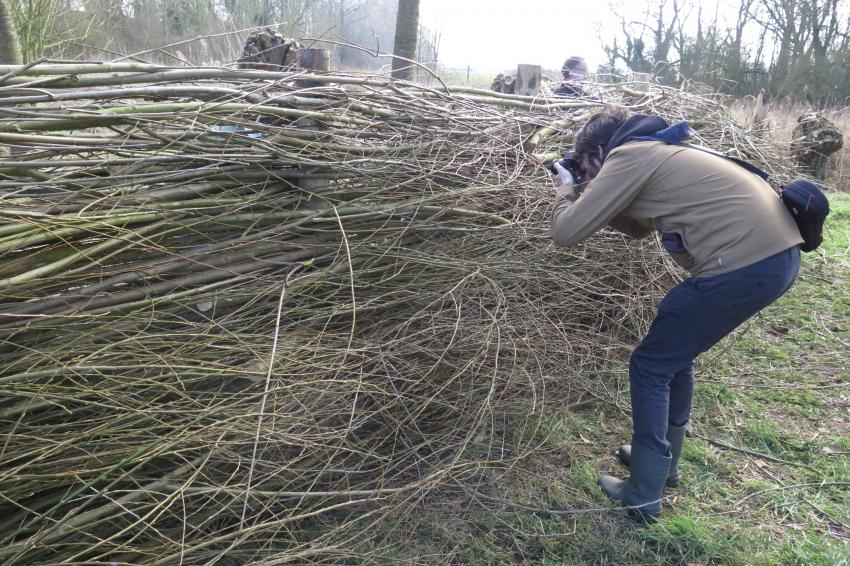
left=630, top=246, right=801, bottom=456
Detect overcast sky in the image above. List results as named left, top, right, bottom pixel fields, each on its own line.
left=418, top=0, right=749, bottom=74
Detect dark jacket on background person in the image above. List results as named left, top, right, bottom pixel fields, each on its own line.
left=554, top=83, right=585, bottom=98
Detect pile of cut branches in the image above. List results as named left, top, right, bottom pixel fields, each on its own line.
left=0, top=64, right=797, bottom=563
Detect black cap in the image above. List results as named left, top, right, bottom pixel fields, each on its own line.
left=782, top=179, right=829, bottom=252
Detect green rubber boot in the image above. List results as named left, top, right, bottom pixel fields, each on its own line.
left=617, top=424, right=686, bottom=487
left=599, top=444, right=672, bottom=524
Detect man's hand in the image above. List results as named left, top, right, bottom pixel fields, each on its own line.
left=552, top=161, right=576, bottom=188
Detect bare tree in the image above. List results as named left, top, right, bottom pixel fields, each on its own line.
left=751, top=0, right=849, bottom=102
left=724, top=0, right=755, bottom=91
left=651, top=0, right=680, bottom=67
left=391, top=0, right=418, bottom=80
left=0, top=0, right=22, bottom=64
left=601, top=0, right=850, bottom=101
left=602, top=1, right=680, bottom=77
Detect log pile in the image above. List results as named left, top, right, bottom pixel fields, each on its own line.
left=0, top=64, right=799, bottom=562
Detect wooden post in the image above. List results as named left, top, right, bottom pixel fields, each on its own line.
left=630, top=72, right=653, bottom=92
left=515, top=64, right=542, bottom=96
left=299, top=48, right=331, bottom=88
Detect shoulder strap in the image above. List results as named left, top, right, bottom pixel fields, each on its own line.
left=678, top=142, right=772, bottom=183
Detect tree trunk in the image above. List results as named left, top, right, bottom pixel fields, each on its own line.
left=0, top=0, right=22, bottom=64
left=391, top=0, right=419, bottom=80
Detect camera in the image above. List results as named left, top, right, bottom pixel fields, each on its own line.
left=548, top=151, right=582, bottom=182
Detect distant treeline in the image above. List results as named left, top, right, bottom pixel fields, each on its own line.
left=600, top=0, right=850, bottom=105
left=2, top=0, right=437, bottom=71
left=4, top=0, right=848, bottom=104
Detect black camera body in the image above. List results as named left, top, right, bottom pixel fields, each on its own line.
left=548, top=151, right=582, bottom=182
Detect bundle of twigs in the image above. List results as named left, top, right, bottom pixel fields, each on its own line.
left=0, top=64, right=797, bottom=563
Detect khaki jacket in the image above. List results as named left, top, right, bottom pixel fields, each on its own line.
left=551, top=141, right=803, bottom=276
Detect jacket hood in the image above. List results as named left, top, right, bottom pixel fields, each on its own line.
left=602, top=114, right=670, bottom=159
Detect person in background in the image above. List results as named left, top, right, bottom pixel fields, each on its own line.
left=550, top=108, right=802, bottom=523
left=491, top=72, right=516, bottom=95
left=554, top=56, right=589, bottom=97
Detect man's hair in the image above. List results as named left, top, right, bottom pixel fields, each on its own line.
left=561, top=56, right=587, bottom=77
left=574, top=108, right=631, bottom=157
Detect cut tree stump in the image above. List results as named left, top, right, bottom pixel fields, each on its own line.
left=238, top=27, right=300, bottom=71
left=299, top=48, right=331, bottom=89
left=790, top=112, right=844, bottom=180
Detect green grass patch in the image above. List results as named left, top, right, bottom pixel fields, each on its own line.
left=640, top=516, right=742, bottom=564
left=376, top=193, right=850, bottom=564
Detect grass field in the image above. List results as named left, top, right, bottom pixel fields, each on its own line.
left=363, top=193, right=850, bottom=565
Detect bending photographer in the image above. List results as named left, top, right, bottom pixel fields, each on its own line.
left=550, top=109, right=803, bottom=523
